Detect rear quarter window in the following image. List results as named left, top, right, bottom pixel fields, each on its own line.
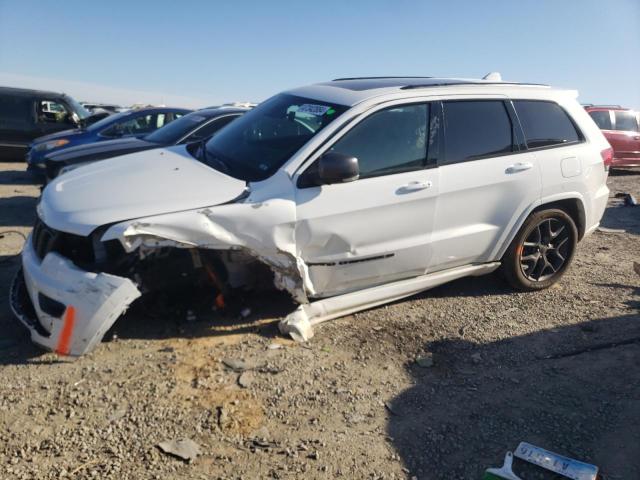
left=588, top=110, right=612, bottom=130
left=514, top=100, right=581, bottom=149
left=0, top=95, right=32, bottom=124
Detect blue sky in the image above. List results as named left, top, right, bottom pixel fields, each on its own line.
left=1, top=0, right=638, bottom=108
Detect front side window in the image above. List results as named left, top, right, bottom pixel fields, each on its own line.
left=102, top=113, right=161, bottom=137
left=588, top=110, right=613, bottom=130
left=614, top=111, right=639, bottom=132
left=514, top=100, right=581, bottom=149
left=443, top=100, right=513, bottom=164
left=202, top=94, right=348, bottom=181
left=329, top=104, right=429, bottom=178
left=37, top=100, right=71, bottom=124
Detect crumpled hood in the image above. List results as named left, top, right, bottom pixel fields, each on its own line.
left=40, top=145, right=247, bottom=236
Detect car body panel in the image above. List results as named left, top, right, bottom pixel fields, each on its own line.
left=40, top=145, right=247, bottom=236
left=13, top=78, right=611, bottom=354
left=585, top=106, right=640, bottom=167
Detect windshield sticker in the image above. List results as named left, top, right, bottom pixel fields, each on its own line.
left=297, top=104, right=331, bottom=116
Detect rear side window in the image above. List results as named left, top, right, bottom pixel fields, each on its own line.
left=514, top=101, right=581, bottom=149
left=442, top=100, right=513, bottom=164
left=613, top=111, right=639, bottom=132
left=588, top=110, right=612, bottom=130
left=330, top=103, right=429, bottom=179
left=0, top=95, right=32, bottom=124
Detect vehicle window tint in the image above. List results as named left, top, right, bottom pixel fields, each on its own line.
left=588, top=110, right=612, bottom=130
left=104, top=114, right=159, bottom=136
left=613, top=111, right=639, bottom=132
left=329, top=104, right=429, bottom=179
left=185, top=115, right=239, bottom=142
left=442, top=101, right=512, bottom=164
left=0, top=95, right=32, bottom=123
left=514, top=100, right=580, bottom=148
left=37, top=100, right=70, bottom=124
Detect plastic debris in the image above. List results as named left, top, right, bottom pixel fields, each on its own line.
left=157, top=438, right=201, bottom=462
left=415, top=353, right=434, bottom=368
left=597, top=226, right=626, bottom=234
left=614, top=192, right=638, bottom=207
left=483, top=451, right=522, bottom=480
left=514, top=442, right=598, bottom=480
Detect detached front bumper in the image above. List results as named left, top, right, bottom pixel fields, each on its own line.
left=10, top=235, right=141, bottom=356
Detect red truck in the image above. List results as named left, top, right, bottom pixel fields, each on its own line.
left=585, top=105, right=640, bottom=169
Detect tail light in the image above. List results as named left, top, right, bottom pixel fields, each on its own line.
left=601, top=147, right=613, bottom=171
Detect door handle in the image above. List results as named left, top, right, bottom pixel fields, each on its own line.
left=401, top=180, right=433, bottom=192
left=505, top=162, right=533, bottom=174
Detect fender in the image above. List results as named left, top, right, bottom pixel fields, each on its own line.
left=491, top=192, right=587, bottom=262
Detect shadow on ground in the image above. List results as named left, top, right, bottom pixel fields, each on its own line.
left=387, top=309, right=640, bottom=479
left=0, top=196, right=38, bottom=227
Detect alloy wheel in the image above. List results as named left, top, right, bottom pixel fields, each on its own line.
left=519, top=218, right=572, bottom=282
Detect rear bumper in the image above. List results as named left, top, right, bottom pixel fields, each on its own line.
left=10, top=235, right=141, bottom=356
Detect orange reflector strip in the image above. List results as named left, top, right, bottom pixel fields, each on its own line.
left=516, top=245, right=524, bottom=256
left=55, top=305, right=76, bottom=356
left=215, top=293, right=226, bottom=309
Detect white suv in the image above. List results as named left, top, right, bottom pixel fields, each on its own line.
left=12, top=76, right=611, bottom=355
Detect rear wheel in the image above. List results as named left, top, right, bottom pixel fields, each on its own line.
left=502, top=209, right=577, bottom=291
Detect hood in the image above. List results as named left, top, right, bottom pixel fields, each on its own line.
left=45, top=137, right=155, bottom=164
left=32, top=128, right=85, bottom=145
left=40, top=145, right=247, bottom=236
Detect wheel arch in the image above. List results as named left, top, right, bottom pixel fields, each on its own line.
left=530, top=197, right=586, bottom=240
left=496, top=194, right=587, bottom=262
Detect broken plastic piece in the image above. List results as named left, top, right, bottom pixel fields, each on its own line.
left=483, top=451, right=522, bottom=480
left=157, top=438, right=200, bottom=462
left=11, top=238, right=141, bottom=356
left=514, top=442, right=598, bottom=480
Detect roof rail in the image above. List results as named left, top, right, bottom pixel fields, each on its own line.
left=582, top=104, right=624, bottom=109
left=332, top=76, right=433, bottom=81
left=400, top=81, right=547, bottom=90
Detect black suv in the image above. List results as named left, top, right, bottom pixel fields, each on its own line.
left=0, top=86, right=98, bottom=160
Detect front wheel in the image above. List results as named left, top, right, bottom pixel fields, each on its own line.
left=502, top=209, right=578, bottom=291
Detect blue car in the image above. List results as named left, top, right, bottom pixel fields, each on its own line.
left=27, top=107, right=191, bottom=176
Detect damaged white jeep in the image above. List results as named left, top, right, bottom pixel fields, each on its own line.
left=11, top=76, right=611, bottom=356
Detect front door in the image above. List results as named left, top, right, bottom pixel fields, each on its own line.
left=294, top=102, right=440, bottom=298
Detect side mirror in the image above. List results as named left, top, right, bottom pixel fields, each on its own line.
left=318, top=151, right=359, bottom=185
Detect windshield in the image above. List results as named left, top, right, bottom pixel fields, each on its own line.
left=85, top=111, right=128, bottom=132
left=64, top=95, right=91, bottom=120
left=202, top=94, right=348, bottom=181
left=145, top=111, right=211, bottom=144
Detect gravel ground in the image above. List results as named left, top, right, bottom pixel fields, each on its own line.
left=0, top=160, right=638, bottom=479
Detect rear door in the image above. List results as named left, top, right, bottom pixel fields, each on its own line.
left=430, top=98, right=541, bottom=271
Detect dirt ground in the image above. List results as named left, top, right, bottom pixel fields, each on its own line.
left=0, top=160, right=638, bottom=480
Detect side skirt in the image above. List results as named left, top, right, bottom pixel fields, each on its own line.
left=279, top=262, right=501, bottom=341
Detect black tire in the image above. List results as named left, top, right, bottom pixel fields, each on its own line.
left=502, top=208, right=578, bottom=291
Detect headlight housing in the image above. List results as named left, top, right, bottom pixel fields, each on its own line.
left=34, top=139, right=70, bottom=152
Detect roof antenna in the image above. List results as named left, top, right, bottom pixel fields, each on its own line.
left=482, top=72, right=502, bottom=81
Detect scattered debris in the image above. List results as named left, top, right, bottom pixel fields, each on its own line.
left=222, top=358, right=249, bottom=372
left=240, top=307, right=252, bottom=318
left=615, top=192, right=638, bottom=207
left=514, top=442, right=598, bottom=480
left=471, top=352, right=482, bottom=364
left=267, top=343, right=283, bottom=350
left=157, top=438, right=201, bottom=462
left=415, top=353, right=434, bottom=368
left=597, top=226, right=626, bottom=234
left=483, top=451, right=521, bottom=480
left=238, top=371, right=254, bottom=388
